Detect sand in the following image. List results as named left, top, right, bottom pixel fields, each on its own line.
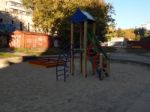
left=0, top=61, right=150, bottom=112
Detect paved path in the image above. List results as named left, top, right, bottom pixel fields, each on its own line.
left=111, top=52, right=150, bottom=112
left=111, top=53, right=150, bottom=65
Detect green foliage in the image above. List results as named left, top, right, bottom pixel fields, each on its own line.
left=85, top=3, right=115, bottom=41
left=134, top=28, right=150, bottom=41
left=0, top=52, right=18, bottom=58
left=117, top=28, right=125, bottom=37
left=116, top=28, right=136, bottom=40
left=140, top=35, right=150, bottom=41
left=123, top=29, right=136, bottom=40
left=145, top=30, right=150, bottom=37
left=134, top=35, right=140, bottom=41
left=134, top=28, right=146, bottom=39
left=22, top=0, right=115, bottom=45
left=105, top=22, right=117, bottom=41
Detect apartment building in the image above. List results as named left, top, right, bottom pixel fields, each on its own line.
left=0, top=0, right=33, bottom=31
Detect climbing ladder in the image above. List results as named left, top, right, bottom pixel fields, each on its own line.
left=56, top=45, right=72, bottom=82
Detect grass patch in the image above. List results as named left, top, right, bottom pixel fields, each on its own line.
left=0, top=52, right=18, bottom=58
left=14, top=48, right=44, bottom=56
left=0, top=48, right=61, bottom=58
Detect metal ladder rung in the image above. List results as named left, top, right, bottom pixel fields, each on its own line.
left=56, top=45, right=72, bottom=82
left=56, top=74, right=64, bottom=76
left=57, top=74, right=69, bottom=78
left=57, top=69, right=64, bottom=71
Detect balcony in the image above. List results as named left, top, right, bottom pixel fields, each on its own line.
left=6, top=0, right=31, bottom=14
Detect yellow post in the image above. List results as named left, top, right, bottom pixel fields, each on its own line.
left=71, top=23, right=74, bottom=75
left=106, top=53, right=110, bottom=76
left=80, top=24, right=83, bottom=74
left=83, top=21, right=87, bottom=77
left=93, top=23, right=96, bottom=34
left=100, top=53, right=103, bottom=70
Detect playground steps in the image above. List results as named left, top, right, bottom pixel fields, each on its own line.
left=56, top=59, right=70, bottom=82
left=56, top=44, right=72, bottom=82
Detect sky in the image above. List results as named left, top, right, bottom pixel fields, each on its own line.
left=105, top=0, right=150, bottom=29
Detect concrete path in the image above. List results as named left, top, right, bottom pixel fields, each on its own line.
left=111, top=53, right=150, bottom=65
left=111, top=52, right=150, bottom=112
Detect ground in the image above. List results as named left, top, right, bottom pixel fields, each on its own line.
left=0, top=61, right=150, bottom=112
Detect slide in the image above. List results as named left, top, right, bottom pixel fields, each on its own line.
left=87, top=32, right=109, bottom=79
left=87, top=32, right=108, bottom=59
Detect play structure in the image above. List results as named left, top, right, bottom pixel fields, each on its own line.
left=56, top=9, right=110, bottom=81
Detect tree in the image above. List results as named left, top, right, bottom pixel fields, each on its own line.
left=117, top=28, right=125, bottom=37
left=123, top=29, right=135, bottom=40
left=22, top=0, right=114, bottom=42
left=105, top=22, right=116, bottom=41
left=134, top=28, right=146, bottom=40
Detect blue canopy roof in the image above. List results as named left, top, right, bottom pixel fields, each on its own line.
left=70, top=9, right=95, bottom=24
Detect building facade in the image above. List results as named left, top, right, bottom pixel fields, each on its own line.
left=0, top=0, right=33, bottom=31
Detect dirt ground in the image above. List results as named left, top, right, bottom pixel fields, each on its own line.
left=0, top=61, right=150, bottom=112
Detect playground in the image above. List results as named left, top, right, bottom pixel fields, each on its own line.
left=0, top=60, right=150, bottom=112
left=27, top=9, right=111, bottom=82
left=0, top=9, right=150, bottom=112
